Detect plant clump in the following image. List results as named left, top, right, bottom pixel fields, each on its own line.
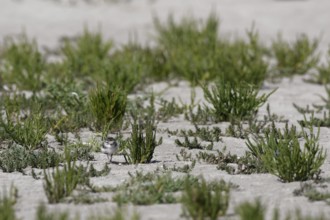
left=89, top=85, right=127, bottom=132
left=246, top=122, right=325, bottom=182
left=181, top=178, right=230, bottom=220
left=122, top=117, right=162, bottom=164
left=271, top=34, right=319, bottom=77
left=203, top=81, right=274, bottom=122
left=0, top=34, right=46, bottom=91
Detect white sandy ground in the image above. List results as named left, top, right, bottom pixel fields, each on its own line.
left=1, top=0, right=330, bottom=219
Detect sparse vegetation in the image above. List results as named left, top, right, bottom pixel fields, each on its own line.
left=293, top=180, right=330, bottom=205
left=0, top=12, right=329, bottom=220
left=197, top=150, right=266, bottom=174
left=112, top=171, right=198, bottom=205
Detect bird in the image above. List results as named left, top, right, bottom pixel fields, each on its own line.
left=101, top=135, right=119, bottom=163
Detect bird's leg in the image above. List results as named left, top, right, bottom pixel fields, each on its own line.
left=110, top=154, right=113, bottom=163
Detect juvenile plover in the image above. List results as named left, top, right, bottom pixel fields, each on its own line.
left=101, top=135, right=119, bottom=163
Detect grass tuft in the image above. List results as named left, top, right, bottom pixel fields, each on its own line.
left=203, top=81, right=274, bottom=122
left=181, top=178, right=230, bottom=220
left=246, top=122, right=325, bottom=182
left=235, top=199, right=265, bottom=220
left=89, top=85, right=127, bottom=132
left=43, top=148, right=88, bottom=203
left=122, top=118, right=162, bottom=164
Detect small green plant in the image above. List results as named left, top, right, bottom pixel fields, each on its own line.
left=0, top=186, right=18, bottom=220
left=235, top=199, right=265, bottom=220
left=0, top=34, right=46, bottom=91
left=298, top=112, right=330, bottom=128
left=246, top=122, right=326, bottom=182
left=89, top=85, right=127, bottom=131
left=310, top=86, right=330, bottom=112
left=185, top=104, right=213, bottom=125
left=174, top=125, right=222, bottom=142
left=295, top=87, right=330, bottom=128
left=203, top=81, right=274, bottom=122
left=183, top=89, right=213, bottom=125
left=175, top=136, right=213, bottom=150
left=271, top=34, right=319, bottom=77
left=122, top=118, right=162, bottom=164
left=181, top=178, right=230, bottom=220
left=43, top=149, right=88, bottom=203
left=163, top=160, right=196, bottom=173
